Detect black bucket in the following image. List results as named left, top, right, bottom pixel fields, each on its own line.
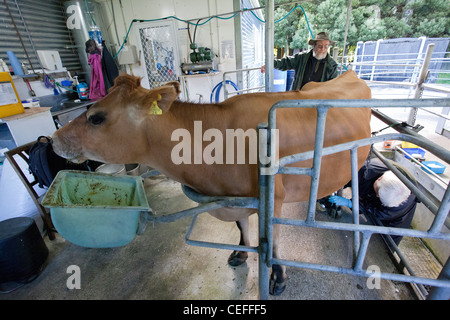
left=0, top=217, right=49, bottom=290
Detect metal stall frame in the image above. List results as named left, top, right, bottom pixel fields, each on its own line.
left=222, top=67, right=265, bottom=100
left=258, top=98, right=450, bottom=300
left=143, top=98, right=450, bottom=300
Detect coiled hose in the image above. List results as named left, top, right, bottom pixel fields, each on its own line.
left=210, top=80, right=239, bottom=103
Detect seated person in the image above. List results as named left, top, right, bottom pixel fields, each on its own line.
left=328, top=158, right=419, bottom=244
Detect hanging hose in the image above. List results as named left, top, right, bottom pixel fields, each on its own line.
left=210, top=80, right=240, bottom=103
left=114, top=6, right=314, bottom=59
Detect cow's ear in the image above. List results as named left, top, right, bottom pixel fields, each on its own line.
left=112, top=73, right=142, bottom=91
left=164, top=81, right=181, bottom=95
left=144, top=81, right=180, bottom=115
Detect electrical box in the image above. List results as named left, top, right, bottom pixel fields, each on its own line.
left=117, top=45, right=138, bottom=65
left=135, top=20, right=181, bottom=89
left=0, top=72, right=24, bottom=118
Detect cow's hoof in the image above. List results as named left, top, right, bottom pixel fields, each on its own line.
left=328, top=206, right=342, bottom=219
left=228, top=250, right=248, bottom=267
left=269, top=274, right=287, bottom=296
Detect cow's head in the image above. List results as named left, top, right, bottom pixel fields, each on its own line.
left=52, top=74, right=180, bottom=164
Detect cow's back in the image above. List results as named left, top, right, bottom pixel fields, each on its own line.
left=213, top=71, right=372, bottom=201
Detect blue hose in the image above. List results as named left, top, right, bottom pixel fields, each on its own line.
left=210, top=80, right=240, bottom=103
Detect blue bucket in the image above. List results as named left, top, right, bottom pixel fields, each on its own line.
left=286, top=70, right=295, bottom=91
left=273, top=69, right=287, bottom=92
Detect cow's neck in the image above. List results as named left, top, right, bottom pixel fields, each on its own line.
left=170, top=100, right=224, bottom=124
left=144, top=100, right=229, bottom=187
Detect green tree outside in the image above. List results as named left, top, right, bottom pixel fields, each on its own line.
left=260, top=0, right=449, bottom=52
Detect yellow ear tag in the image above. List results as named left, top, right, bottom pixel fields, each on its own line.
left=149, top=101, right=162, bottom=115
left=149, top=95, right=163, bottom=115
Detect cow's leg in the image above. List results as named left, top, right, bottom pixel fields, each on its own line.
left=269, top=225, right=287, bottom=295
left=228, top=217, right=250, bottom=266
left=269, top=187, right=287, bottom=296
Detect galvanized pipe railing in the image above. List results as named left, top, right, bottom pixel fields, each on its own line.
left=143, top=98, right=450, bottom=300
left=258, top=98, right=450, bottom=300
left=222, top=67, right=265, bottom=100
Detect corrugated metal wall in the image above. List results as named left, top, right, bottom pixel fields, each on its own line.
left=0, top=0, right=81, bottom=74
left=239, top=0, right=264, bottom=92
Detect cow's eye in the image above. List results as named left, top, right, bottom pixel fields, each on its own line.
left=88, top=113, right=106, bottom=125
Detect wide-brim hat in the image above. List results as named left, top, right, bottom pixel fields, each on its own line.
left=308, top=32, right=336, bottom=46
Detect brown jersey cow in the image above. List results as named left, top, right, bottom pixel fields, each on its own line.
left=51, top=70, right=371, bottom=295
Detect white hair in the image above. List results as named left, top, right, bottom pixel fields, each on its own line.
left=376, top=170, right=411, bottom=207
left=312, top=49, right=327, bottom=60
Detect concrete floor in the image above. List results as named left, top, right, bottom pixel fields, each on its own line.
left=1, top=174, right=415, bottom=300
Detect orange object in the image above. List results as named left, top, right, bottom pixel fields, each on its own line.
left=384, top=140, right=393, bottom=149
left=0, top=72, right=24, bottom=118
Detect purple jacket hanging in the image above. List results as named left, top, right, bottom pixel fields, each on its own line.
left=88, top=53, right=106, bottom=100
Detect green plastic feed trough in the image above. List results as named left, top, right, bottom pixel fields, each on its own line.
left=42, top=170, right=150, bottom=248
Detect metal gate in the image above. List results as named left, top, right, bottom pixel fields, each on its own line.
left=146, top=98, right=450, bottom=300
left=257, top=98, right=450, bottom=300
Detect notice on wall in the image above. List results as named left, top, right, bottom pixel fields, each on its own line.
left=221, top=40, right=234, bottom=60
left=0, top=82, right=18, bottom=106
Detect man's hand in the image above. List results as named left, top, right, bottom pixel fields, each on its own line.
left=328, top=196, right=352, bottom=208
left=260, top=65, right=265, bottom=73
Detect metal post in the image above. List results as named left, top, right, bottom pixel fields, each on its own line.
left=353, top=232, right=372, bottom=271
left=223, top=77, right=228, bottom=101
left=306, top=106, right=329, bottom=223
left=264, top=0, right=274, bottom=92
left=257, top=122, right=270, bottom=300
left=350, top=147, right=361, bottom=259
left=427, top=257, right=450, bottom=300
left=342, top=0, right=352, bottom=59
left=370, top=39, right=382, bottom=81
left=428, top=184, right=450, bottom=235
left=407, top=43, right=435, bottom=125
left=435, top=104, right=450, bottom=135
left=332, top=47, right=339, bottom=62
left=356, top=41, right=364, bottom=77
left=263, top=98, right=450, bottom=295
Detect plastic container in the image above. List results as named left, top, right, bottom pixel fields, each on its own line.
left=402, top=141, right=418, bottom=149
left=88, top=26, right=103, bottom=47
left=21, top=98, right=40, bottom=108
left=61, top=80, right=72, bottom=87
left=273, top=69, right=287, bottom=92
left=0, top=72, right=24, bottom=117
left=0, top=217, right=48, bottom=284
left=286, top=70, right=295, bottom=91
left=76, top=82, right=89, bottom=100
left=41, top=170, right=150, bottom=248
left=402, top=147, right=425, bottom=160
left=421, top=161, right=446, bottom=174
left=384, top=140, right=394, bottom=149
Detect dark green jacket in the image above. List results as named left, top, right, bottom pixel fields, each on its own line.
left=274, top=50, right=338, bottom=90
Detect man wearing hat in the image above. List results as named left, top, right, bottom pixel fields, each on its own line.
left=262, top=32, right=338, bottom=90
